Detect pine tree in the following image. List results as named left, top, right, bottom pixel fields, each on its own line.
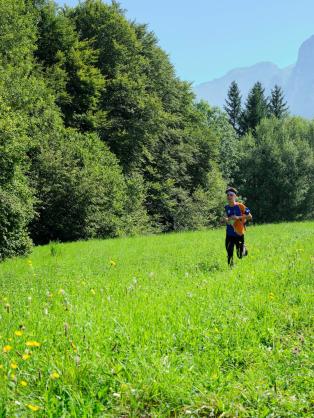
left=269, top=85, right=289, bottom=118
left=224, top=81, right=242, bottom=135
left=241, top=81, right=268, bottom=135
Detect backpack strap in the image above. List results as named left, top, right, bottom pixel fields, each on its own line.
left=234, top=202, right=247, bottom=227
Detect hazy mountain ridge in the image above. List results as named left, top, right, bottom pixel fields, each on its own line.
left=194, top=35, right=314, bottom=118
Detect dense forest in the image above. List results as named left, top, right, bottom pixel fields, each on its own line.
left=0, top=0, right=313, bottom=260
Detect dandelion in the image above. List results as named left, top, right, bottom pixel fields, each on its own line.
left=50, top=371, right=60, bottom=380
left=26, top=404, right=41, bottom=412
left=20, top=380, right=28, bottom=387
left=15, top=330, right=23, bottom=337
left=27, top=260, right=33, bottom=266
left=3, top=345, right=12, bottom=353
left=22, top=353, right=30, bottom=360
left=110, top=260, right=116, bottom=267
left=10, top=362, right=18, bottom=369
left=26, top=341, right=41, bottom=348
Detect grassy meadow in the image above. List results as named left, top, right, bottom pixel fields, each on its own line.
left=0, top=222, right=313, bottom=417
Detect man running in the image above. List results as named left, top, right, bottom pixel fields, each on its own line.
left=224, top=187, right=252, bottom=267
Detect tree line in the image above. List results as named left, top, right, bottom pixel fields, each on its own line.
left=224, top=81, right=288, bottom=135
left=0, top=0, right=313, bottom=261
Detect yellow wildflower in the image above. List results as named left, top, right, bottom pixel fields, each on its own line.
left=269, top=292, right=275, bottom=300
left=15, top=330, right=23, bottom=337
left=10, top=362, right=18, bottom=369
left=20, top=380, right=28, bottom=387
left=70, top=341, right=77, bottom=352
left=90, top=289, right=96, bottom=295
left=26, top=341, right=41, bottom=348
left=110, top=260, right=116, bottom=267
left=50, top=371, right=60, bottom=380
left=22, top=353, right=30, bottom=360
left=26, top=404, right=41, bottom=412
left=3, top=345, right=12, bottom=353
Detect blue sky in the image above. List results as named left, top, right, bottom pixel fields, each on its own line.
left=60, top=0, right=314, bottom=84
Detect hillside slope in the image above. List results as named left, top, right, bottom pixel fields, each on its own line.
left=0, top=222, right=313, bottom=416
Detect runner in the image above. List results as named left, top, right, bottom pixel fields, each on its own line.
left=224, top=187, right=252, bottom=267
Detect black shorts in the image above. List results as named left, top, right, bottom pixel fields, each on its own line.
left=225, top=234, right=245, bottom=264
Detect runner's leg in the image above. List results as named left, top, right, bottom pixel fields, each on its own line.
left=236, top=235, right=245, bottom=259
left=225, top=235, right=235, bottom=266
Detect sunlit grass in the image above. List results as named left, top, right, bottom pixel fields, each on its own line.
left=0, top=222, right=313, bottom=416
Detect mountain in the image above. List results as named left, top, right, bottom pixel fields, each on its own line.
left=286, top=35, right=314, bottom=118
left=194, top=35, right=314, bottom=119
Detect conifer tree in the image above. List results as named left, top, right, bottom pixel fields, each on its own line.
left=269, top=84, right=289, bottom=118
left=241, top=81, right=268, bottom=135
left=224, top=81, right=242, bottom=135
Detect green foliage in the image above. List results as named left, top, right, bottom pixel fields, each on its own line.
left=68, top=1, right=225, bottom=232
left=236, top=117, right=314, bottom=222
left=122, top=173, right=153, bottom=235
left=0, top=105, right=33, bottom=260
left=196, top=101, right=240, bottom=184
left=241, top=81, right=269, bottom=135
left=269, top=84, right=289, bottom=118
left=0, top=0, right=38, bottom=259
left=30, top=131, right=127, bottom=244
left=171, top=167, right=226, bottom=230
left=0, top=0, right=36, bottom=68
left=35, top=1, right=106, bottom=130
left=224, top=80, right=242, bottom=134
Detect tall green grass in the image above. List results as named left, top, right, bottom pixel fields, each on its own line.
left=0, top=222, right=313, bottom=417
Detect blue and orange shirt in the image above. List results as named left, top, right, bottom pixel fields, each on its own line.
left=225, top=202, right=250, bottom=236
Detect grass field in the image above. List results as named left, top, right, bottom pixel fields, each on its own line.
left=0, top=222, right=313, bottom=417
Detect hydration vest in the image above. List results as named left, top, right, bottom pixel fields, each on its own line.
left=233, top=202, right=247, bottom=235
